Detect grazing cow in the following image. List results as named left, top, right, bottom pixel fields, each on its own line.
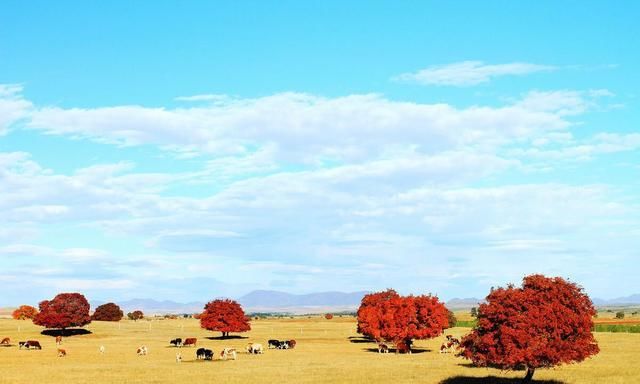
left=25, top=340, right=42, bottom=350
left=440, top=335, right=460, bottom=354
left=221, top=348, right=237, bottom=360
left=246, top=343, right=263, bottom=354
left=182, top=338, right=197, bottom=347
left=176, top=352, right=182, bottom=362
left=268, top=339, right=280, bottom=349
left=170, top=338, right=183, bottom=347
left=377, top=343, right=390, bottom=354
left=0, top=337, right=10, bottom=345
left=55, top=336, right=62, bottom=345
left=395, top=340, right=412, bottom=354
left=288, top=339, right=296, bottom=349
left=99, top=345, right=105, bottom=354
left=57, top=348, right=67, bottom=357
left=137, top=346, right=148, bottom=356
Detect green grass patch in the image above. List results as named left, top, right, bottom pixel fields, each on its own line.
left=593, top=324, right=640, bottom=333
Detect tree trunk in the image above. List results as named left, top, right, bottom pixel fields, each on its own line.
left=522, top=367, right=535, bottom=383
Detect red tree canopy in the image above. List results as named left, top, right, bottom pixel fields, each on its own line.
left=200, top=299, right=251, bottom=337
left=357, top=289, right=449, bottom=347
left=33, top=293, right=91, bottom=329
left=92, top=302, right=124, bottom=321
left=12, top=305, right=39, bottom=320
left=459, top=274, right=599, bottom=383
left=325, top=313, right=334, bottom=320
left=127, top=310, right=144, bottom=321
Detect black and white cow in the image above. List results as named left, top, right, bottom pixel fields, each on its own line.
left=170, top=338, right=183, bottom=347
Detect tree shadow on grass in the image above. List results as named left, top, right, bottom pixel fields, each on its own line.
left=205, top=335, right=248, bottom=340
left=41, top=329, right=92, bottom=337
left=348, top=336, right=375, bottom=344
left=363, top=347, right=432, bottom=354
left=440, top=376, right=564, bottom=384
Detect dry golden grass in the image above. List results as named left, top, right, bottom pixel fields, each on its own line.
left=0, top=316, right=638, bottom=383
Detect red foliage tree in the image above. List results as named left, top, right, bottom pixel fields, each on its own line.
left=127, top=310, right=144, bottom=321
left=33, top=293, right=91, bottom=329
left=446, top=309, right=457, bottom=329
left=92, top=303, right=124, bottom=321
left=325, top=313, right=334, bottom=320
left=357, top=289, right=449, bottom=351
left=12, top=305, right=39, bottom=320
left=459, top=274, right=599, bottom=383
left=200, top=299, right=251, bottom=337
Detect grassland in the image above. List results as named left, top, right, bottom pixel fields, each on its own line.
left=0, top=316, right=638, bottom=383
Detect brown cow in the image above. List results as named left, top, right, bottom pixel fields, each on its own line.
left=182, top=338, right=197, bottom=347
left=377, top=343, right=390, bottom=353
left=0, top=337, right=10, bottom=345
left=288, top=339, right=297, bottom=349
left=57, top=348, right=67, bottom=357
left=395, top=340, right=412, bottom=354
left=55, top=336, right=62, bottom=345
left=25, top=340, right=42, bottom=350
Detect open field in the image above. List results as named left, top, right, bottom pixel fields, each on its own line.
left=1, top=317, right=639, bottom=383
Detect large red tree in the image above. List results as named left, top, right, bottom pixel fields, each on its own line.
left=459, top=274, right=599, bottom=383
left=33, top=293, right=91, bottom=329
left=200, top=299, right=251, bottom=337
left=12, top=305, right=39, bottom=320
left=92, top=302, right=124, bottom=321
left=357, top=289, right=449, bottom=351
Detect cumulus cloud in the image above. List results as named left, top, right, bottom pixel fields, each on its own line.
left=393, top=61, right=556, bottom=86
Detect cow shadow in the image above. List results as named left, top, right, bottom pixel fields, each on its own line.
left=205, top=335, right=248, bottom=340
left=41, top=329, right=92, bottom=337
left=0, top=344, right=13, bottom=348
left=440, top=376, right=564, bottom=384
left=363, top=347, right=432, bottom=354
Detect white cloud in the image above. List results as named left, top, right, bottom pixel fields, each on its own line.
left=0, top=84, right=32, bottom=135
left=27, top=91, right=590, bottom=164
left=393, top=61, right=556, bottom=86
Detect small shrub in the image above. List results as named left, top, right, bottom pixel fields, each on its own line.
left=615, top=311, right=625, bottom=319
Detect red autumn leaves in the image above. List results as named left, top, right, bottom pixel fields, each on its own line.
left=459, top=274, right=599, bottom=382
left=33, top=293, right=92, bottom=329
left=199, top=299, right=251, bottom=337
left=357, top=289, right=449, bottom=347
left=357, top=275, right=599, bottom=383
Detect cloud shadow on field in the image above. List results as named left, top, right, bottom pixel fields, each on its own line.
left=41, top=328, right=92, bottom=337
left=440, top=376, right=564, bottom=384
left=205, top=335, right=248, bottom=340
left=363, top=347, right=432, bottom=354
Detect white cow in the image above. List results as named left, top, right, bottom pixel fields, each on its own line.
left=176, top=352, right=182, bottom=362
left=99, top=345, right=105, bottom=354
left=221, top=348, right=237, bottom=360
left=137, top=345, right=148, bottom=356
left=246, top=343, right=263, bottom=354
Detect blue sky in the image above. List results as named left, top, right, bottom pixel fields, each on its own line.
left=1, top=1, right=639, bottom=306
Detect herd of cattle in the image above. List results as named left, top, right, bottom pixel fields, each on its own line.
left=1, top=333, right=461, bottom=359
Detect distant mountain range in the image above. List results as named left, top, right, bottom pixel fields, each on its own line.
left=592, top=294, right=640, bottom=307
left=88, top=291, right=640, bottom=315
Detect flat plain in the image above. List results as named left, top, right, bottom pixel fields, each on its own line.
left=0, top=316, right=638, bottom=384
